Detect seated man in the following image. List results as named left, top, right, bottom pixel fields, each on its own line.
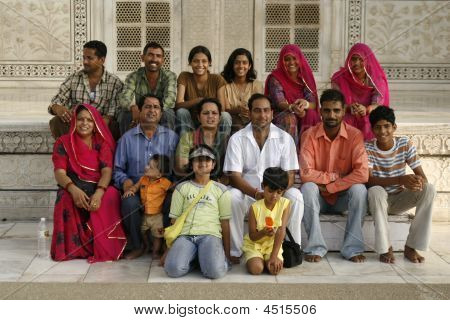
left=300, top=89, right=368, bottom=263
left=118, top=41, right=176, bottom=134
left=48, top=40, right=123, bottom=139
left=223, top=93, right=304, bottom=261
left=366, top=106, right=436, bottom=263
left=113, top=93, right=178, bottom=259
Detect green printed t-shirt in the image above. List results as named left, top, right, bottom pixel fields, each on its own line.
left=169, top=180, right=231, bottom=238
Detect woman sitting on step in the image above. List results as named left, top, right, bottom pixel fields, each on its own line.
left=51, top=104, right=126, bottom=262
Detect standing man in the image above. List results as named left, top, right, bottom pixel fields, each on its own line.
left=48, top=40, right=123, bottom=139
left=223, top=93, right=304, bottom=261
left=300, top=89, right=368, bottom=263
left=114, top=93, right=178, bottom=259
left=118, top=41, right=177, bottom=134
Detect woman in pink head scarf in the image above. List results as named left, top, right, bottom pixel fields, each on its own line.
left=265, top=44, right=320, bottom=146
left=51, top=104, right=126, bottom=263
left=331, top=43, right=390, bottom=141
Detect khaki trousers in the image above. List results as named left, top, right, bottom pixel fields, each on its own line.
left=368, top=183, right=436, bottom=254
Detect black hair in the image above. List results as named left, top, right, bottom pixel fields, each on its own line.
left=136, top=93, right=163, bottom=111
left=369, top=105, right=395, bottom=127
left=194, top=97, right=223, bottom=115
left=262, top=167, right=289, bottom=191
left=149, top=154, right=171, bottom=177
left=143, top=41, right=165, bottom=56
left=83, top=40, right=107, bottom=58
left=188, top=45, right=212, bottom=64
left=221, top=48, right=257, bottom=83
left=319, top=89, right=345, bottom=107
left=75, top=104, right=88, bottom=116
left=248, top=93, right=272, bottom=111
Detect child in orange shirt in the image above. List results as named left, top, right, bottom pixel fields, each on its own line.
left=123, top=154, right=172, bottom=258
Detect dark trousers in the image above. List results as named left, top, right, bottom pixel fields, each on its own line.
left=121, top=193, right=143, bottom=250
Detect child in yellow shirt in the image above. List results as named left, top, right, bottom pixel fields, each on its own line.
left=123, top=154, right=172, bottom=258
left=242, top=167, right=291, bottom=275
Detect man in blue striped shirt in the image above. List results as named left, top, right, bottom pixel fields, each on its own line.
left=114, top=93, right=178, bottom=259
left=365, top=106, right=436, bottom=264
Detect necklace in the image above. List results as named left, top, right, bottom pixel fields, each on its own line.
left=231, top=81, right=250, bottom=103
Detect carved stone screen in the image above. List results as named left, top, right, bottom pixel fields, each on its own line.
left=115, top=0, right=172, bottom=72
left=264, top=0, right=320, bottom=73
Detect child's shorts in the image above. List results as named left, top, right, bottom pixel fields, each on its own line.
left=243, top=247, right=283, bottom=263
left=141, top=213, right=163, bottom=238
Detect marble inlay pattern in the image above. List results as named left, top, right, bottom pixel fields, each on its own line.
left=346, top=0, right=449, bottom=81
left=0, top=0, right=87, bottom=78
left=0, top=155, right=55, bottom=189
left=0, top=131, right=54, bottom=153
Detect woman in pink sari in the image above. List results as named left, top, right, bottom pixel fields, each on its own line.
left=331, top=43, right=390, bottom=140
left=51, top=103, right=126, bottom=263
left=265, top=44, right=320, bottom=145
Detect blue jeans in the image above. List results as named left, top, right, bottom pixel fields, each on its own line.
left=301, top=182, right=367, bottom=259
left=164, top=235, right=229, bottom=279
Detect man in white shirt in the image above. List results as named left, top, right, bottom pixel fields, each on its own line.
left=223, top=93, right=304, bottom=260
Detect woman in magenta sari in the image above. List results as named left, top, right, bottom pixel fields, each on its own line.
left=331, top=43, right=390, bottom=141
left=265, top=44, right=320, bottom=145
left=51, top=103, right=126, bottom=262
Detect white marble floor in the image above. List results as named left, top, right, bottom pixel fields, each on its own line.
left=0, top=222, right=449, bottom=285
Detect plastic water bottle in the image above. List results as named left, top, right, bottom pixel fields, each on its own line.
left=37, top=218, right=50, bottom=258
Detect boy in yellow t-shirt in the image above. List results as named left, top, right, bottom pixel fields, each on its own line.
left=123, top=154, right=172, bottom=258
left=242, top=167, right=291, bottom=275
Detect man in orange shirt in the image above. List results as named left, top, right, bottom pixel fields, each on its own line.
left=300, top=89, right=369, bottom=263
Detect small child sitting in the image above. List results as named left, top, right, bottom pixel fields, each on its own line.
left=242, top=167, right=291, bottom=275
left=123, top=154, right=172, bottom=259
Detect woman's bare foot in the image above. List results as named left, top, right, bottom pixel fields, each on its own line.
left=305, top=254, right=322, bottom=262
left=349, top=254, right=366, bottom=263
left=379, top=246, right=395, bottom=264
left=404, top=245, right=425, bottom=263
left=125, top=248, right=144, bottom=260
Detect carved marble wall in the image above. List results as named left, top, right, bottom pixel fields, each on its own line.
left=0, top=0, right=448, bottom=84
left=346, top=0, right=449, bottom=82
left=0, top=0, right=87, bottom=79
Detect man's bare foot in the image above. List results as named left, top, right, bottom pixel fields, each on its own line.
left=379, top=247, right=395, bottom=264
left=404, top=245, right=425, bottom=263
left=125, top=248, right=144, bottom=260
left=305, top=255, right=322, bottom=262
left=349, top=254, right=366, bottom=263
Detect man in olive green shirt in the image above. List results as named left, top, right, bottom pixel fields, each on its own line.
left=118, top=41, right=177, bottom=133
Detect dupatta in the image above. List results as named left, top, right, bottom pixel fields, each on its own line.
left=331, top=43, right=390, bottom=106
left=59, top=103, right=116, bottom=183
left=264, top=44, right=320, bottom=131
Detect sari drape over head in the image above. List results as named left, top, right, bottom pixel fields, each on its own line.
left=51, top=104, right=126, bottom=263
left=265, top=44, right=320, bottom=143
left=331, top=43, right=390, bottom=140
